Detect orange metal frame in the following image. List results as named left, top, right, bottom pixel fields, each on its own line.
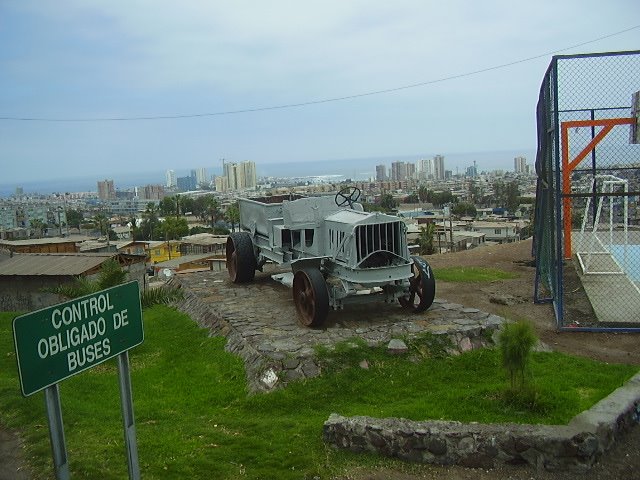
left=561, top=117, right=634, bottom=259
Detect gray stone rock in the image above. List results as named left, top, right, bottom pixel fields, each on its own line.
left=387, top=338, right=409, bottom=355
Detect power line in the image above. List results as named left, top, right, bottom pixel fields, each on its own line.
left=1, top=24, right=638, bottom=123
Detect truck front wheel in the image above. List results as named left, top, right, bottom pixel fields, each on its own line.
left=399, top=256, right=436, bottom=313
left=226, top=232, right=257, bottom=283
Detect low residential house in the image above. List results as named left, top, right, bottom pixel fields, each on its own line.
left=0, top=251, right=146, bottom=311
left=179, top=233, right=227, bottom=257
left=78, top=239, right=118, bottom=253
left=0, top=237, right=79, bottom=254
left=113, top=225, right=132, bottom=240
left=147, top=240, right=181, bottom=264
left=117, top=240, right=149, bottom=257
left=469, top=221, right=519, bottom=244
left=452, top=231, right=486, bottom=250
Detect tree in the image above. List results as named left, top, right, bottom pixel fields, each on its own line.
left=379, top=193, right=397, bottom=212
left=452, top=202, right=477, bottom=218
left=141, top=203, right=160, bottom=240
left=468, top=181, right=482, bottom=205
left=493, top=180, right=520, bottom=213
left=404, top=193, right=419, bottom=204
left=418, top=185, right=429, bottom=203
left=225, top=202, right=240, bottom=232
left=161, top=217, right=189, bottom=240
left=505, top=181, right=521, bottom=214
left=417, top=224, right=436, bottom=255
left=65, top=208, right=84, bottom=232
left=201, top=195, right=222, bottom=229
left=93, top=213, right=109, bottom=236
left=159, top=196, right=177, bottom=216
left=29, top=218, right=46, bottom=238
left=180, top=196, right=195, bottom=215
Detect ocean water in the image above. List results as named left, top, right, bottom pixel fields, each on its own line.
left=1, top=149, right=535, bottom=198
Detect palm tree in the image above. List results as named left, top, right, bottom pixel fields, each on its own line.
left=29, top=218, right=46, bottom=238
left=225, top=202, right=240, bottom=232
left=142, top=203, right=160, bottom=240
left=417, top=224, right=436, bottom=255
left=93, top=213, right=108, bottom=236
left=202, top=195, right=221, bottom=230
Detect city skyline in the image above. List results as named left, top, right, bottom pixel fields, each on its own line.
left=1, top=149, right=535, bottom=198
left=1, top=2, right=638, bottom=184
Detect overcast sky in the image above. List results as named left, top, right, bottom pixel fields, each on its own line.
left=1, top=1, right=638, bottom=184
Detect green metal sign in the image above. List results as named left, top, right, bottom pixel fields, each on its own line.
left=13, top=281, right=144, bottom=397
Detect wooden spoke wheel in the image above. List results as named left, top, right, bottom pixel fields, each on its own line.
left=292, top=268, right=329, bottom=327
left=399, top=256, right=436, bottom=313
left=226, top=232, right=257, bottom=283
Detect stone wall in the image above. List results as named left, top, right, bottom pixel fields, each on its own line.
left=0, top=276, right=68, bottom=312
left=323, top=372, right=640, bottom=471
left=171, top=270, right=505, bottom=392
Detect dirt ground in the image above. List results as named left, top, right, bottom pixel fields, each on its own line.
left=344, top=238, right=640, bottom=480
left=2, top=238, right=639, bottom=479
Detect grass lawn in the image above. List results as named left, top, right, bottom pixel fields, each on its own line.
left=435, top=266, right=519, bottom=282
left=1, top=307, right=637, bottom=479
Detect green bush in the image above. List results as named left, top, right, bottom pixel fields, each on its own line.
left=499, top=320, right=537, bottom=389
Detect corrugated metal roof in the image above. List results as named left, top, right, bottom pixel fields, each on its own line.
left=180, top=233, right=228, bottom=246
left=0, top=253, right=116, bottom=276
left=154, top=253, right=215, bottom=268
left=0, top=238, right=78, bottom=246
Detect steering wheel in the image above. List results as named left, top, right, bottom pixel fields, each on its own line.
left=335, top=186, right=361, bottom=208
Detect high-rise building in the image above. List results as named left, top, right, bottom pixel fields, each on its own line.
left=142, top=184, right=165, bottom=200
left=195, top=167, right=208, bottom=187
left=514, top=156, right=527, bottom=174
left=223, top=160, right=257, bottom=190
left=375, top=164, right=387, bottom=182
left=416, top=158, right=434, bottom=179
left=433, top=155, right=445, bottom=181
left=391, top=161, right=408, bottom=182
left=406, top=163, right=416, bottom=180
left=97, top=179, right=116, bottom=200
left=165, top=170, right=176, bottom=188
left=177, top=176, right=197, bottom=192
left=241, top=161, right=257, bottom=189
left=215, top=176, right=229, bottom=192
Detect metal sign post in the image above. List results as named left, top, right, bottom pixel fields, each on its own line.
left=118, top=351, right=140, bottom=480
left=13, top=281, right=144, bottom=479
left=44, top=384, right=70, bottom=480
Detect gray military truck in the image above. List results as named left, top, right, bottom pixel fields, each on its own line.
left=226, top=187, right=435, bottom=327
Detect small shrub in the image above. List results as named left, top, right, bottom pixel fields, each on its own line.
left=141, top=285, right=184, bottom=309
left=499, top=320, right=537, bottom=389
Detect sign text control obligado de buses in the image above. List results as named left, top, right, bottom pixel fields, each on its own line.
left=13, top=281, right=143, bottom=396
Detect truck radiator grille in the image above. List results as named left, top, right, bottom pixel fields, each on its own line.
left=355, top=222, right=404, bottom=264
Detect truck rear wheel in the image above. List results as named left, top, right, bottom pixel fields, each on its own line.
left=226, top=232, right=257, bottom=283
left=292, top=268, right=329, bottom=327
left=399, top=256, right=435, bottom=313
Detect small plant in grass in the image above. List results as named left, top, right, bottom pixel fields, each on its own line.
left=140, top=285, right=184, bottom=308
left=499, top=320, right=537, bottom=390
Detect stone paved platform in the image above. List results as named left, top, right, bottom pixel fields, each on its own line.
left=171, top=266, right=506, bottom=392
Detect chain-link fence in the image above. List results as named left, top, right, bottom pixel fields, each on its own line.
left=534, top=50, right=640, bottom=331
